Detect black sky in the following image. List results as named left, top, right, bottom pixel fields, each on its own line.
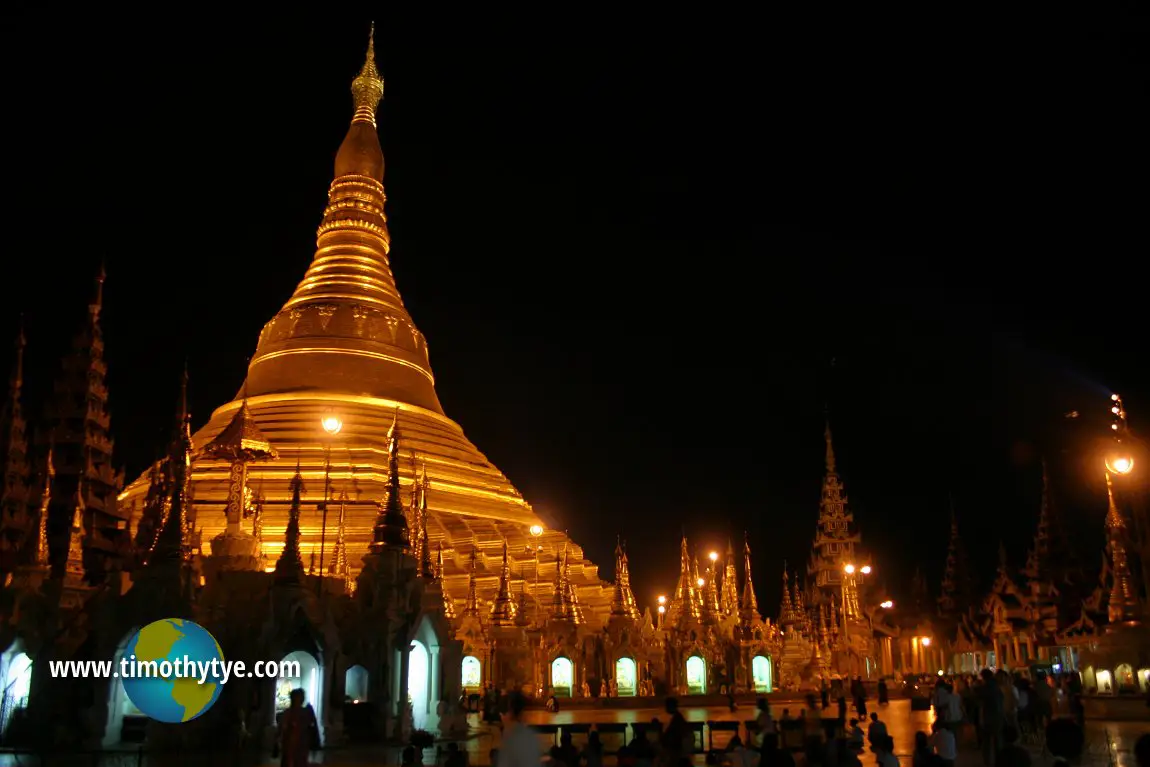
left=1, top=9, right=1147, bottom=613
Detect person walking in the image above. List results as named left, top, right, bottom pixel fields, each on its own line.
left=274, top=688, right=317, bottom=767
left=496, top=692, right=540, bottom=767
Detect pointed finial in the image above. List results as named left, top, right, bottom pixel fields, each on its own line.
left=351, top=23, right=384, bottom=125
left=89, top=262, right=106, bottom=321
left=824, top=415, right=836, bottom=474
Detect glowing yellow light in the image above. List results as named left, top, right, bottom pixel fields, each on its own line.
left=1112, top=407, right=1121, bottom=415
left=861, top=565, right=872, bottom=575
left=880, top=600, right=894, bottom=609
left=657, top=595, right=667, bottom=605
left=843, top=564, right=856, bottom=574
left=1112, top=393, right=1120, bottom=401
left=708, top=551, right=719, bottom=562
left=529, top=524, right=543, bottom=536
left=264, top=566, right=276, bottom=573
left=658, top=605, right=666, bottom=614
left=697, top=578, right=705, bottom=587
left=1106, top=455, right=1134, bottom=475
left=1112, top=424, right=1120, bottom=430
left=321, top=415, right=343, bottom=435
left=921, top=637, right=932, bottom=647
left=937, top=670, right=944, bottom=676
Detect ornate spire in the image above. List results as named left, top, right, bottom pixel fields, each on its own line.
left=563, top=545, right=584, bottom=624
left=779, top=564, right=795, bottom=627
left=418, top=481, right=433, bottom=579
left=350, top=23, right=384, bottom=126
left=64, top=485, right=86, bottom=584
left=490, top=541, right=515, bottom=626
left=702, top=562, right=721, bottom=622
left=328, top=490, right=349, bottom=579
left=43, top=265, right=123, bottom=575
left=824, top=417, right=836, bottom=474
left=740, top=533, right=760, bottom=621
left=463, top=547, right=479, bottom=616
left=437, top=543, right=456, bottom=619
left=721, top=538, right=740, bottom=616
left=1, top=320, right=30, bottom=564
left=370, top=411, right=408, bottom=552
left=611, top=537, right=640, bottom=619
left=808, top=417, right=859, bottom=607
left=251, top=487, right=265, bottom=560
left=1104, top=473, right=1138, bottom=624
left=793, top=574, right=809, bottom=635
left=667, top=536, right=700, bottom=624
left=32, top=446, right=54, bottom=568
left=274, top=465, right=306, bottom=583
left=151, top=374, right=193, bottom=567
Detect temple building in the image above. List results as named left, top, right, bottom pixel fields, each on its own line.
left=0, top=28, right=788, bottom=752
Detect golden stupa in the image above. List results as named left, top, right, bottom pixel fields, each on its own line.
left=120, top=28, right=610, bottom=619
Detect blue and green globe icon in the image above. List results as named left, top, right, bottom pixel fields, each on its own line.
left=121, top=619, right=226, bottom=723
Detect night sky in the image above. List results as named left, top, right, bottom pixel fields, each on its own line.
left=2, top=11, right=1146, bottom=613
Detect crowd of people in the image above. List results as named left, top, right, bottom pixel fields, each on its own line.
left=465, top=672, right=1149, bottom=767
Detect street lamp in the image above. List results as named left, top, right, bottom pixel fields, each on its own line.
left=318, top=413, right=342, bottom=594
left=708, top=551, right=719, bottom=563
left=529, top=524, right=544, bottom=537
left=527, top=524, right=543, bottom=622
left=860, top=565, right=872, bottom=575
left=880, top=600, right=894, bottom=609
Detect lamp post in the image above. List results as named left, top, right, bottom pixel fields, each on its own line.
left=1103, top=393, right=1149, bottom=617
left=842, top=563, right=874, bottom=677
left=657, top=595, right=667, bottom=630
left=318, top=413, right=342, bottom=594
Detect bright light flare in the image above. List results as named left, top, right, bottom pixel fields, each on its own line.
left=529, top=524, right=544, bottom=536
left=657, top=605, right=666, bottom=614
left=708, top=551, right=719, bottom=562
left=1106, top=454, right=1134, bottom=475
left=861, top=565, right=872, bottom=575
left=843, top=564, right=856, bottom=575
left=657, top=595, right=667, bottom=605
left=921, top=637, right=932, bottom=647
left=696, top=578, right=705, bottom=587
left=321, top=415, right=343, bottom=435
left=880, top=600, right=894, bottom=609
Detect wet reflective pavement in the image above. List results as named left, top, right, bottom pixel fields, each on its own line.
left=1, top=700, right=1142, bottom=766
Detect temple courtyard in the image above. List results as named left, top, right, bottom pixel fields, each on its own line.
left=1, top=699, right=1135, bottom=767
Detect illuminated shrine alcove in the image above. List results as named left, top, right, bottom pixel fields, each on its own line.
left=551, top=657, right=574, bottom=697
left=0, top=651, right=32, bottom=738
left=686, top=656, right=707, bottom=695
left=1095, top=669, right=1114, bottom=694
left=277, top=649, right=322, bottom=743
left=345, top=665, right=369, bottom=703
left=752, top=655, right=772, bottom=693
left=1115, top=664, right=1135, bottom=693
left=104, top=630, right=145, bottom=747
left=615, top=657, right=637, bottom=697
left=408, top=641, right=430, bottom=731
left=1138, top=669, right=1150, bottom=693
left=462, top=656, right=482, bottom=691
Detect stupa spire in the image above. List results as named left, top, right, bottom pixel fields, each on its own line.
left=64, top=485, right=86, bottom=584
left=0, top=320, right=30, bottom=563
left=418, top=475, right=433, bottom=578
left=824, top=417, right=836, bottom=474
left=740, top=533, right=760, bottom=619
left=809, top=416, right=860, bottom=608
left=274, top=465, right=306, bottom=583
left=611, top=537, right=639, bottom=618
left=490, top=541, right=515, bottom=626
left=436, top=543, right=456, bottom=619
left=667, top=535, right=700, bottom=624
left=151, top=375, right=193, bottom=567
left=32, top=446, right=54, bottom=568
left=721, top=538, right=740, bottom=616
left=328, top=490, right=349, bottom=578
left=1104, top=473, right=1138, bottom=624
left=463, top=548, right=479, bottom=616
left=779, top=564, right=794, bottom=626
left=243, top=26, right=444, bottom=414
left=370, top=411, right=409, bottom=551
left=563, top=545, right=584, bottom=624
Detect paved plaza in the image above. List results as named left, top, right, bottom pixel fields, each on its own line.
left=0, top=700, right=1142, bottom=766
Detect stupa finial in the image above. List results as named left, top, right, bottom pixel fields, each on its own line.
left=351, top=22, right=384, bottom=126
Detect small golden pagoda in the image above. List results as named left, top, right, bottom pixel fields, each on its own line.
left=118, top=27, right=610, bottom=620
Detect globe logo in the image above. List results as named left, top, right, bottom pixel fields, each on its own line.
left=121, top=619, right=226, bottom=724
